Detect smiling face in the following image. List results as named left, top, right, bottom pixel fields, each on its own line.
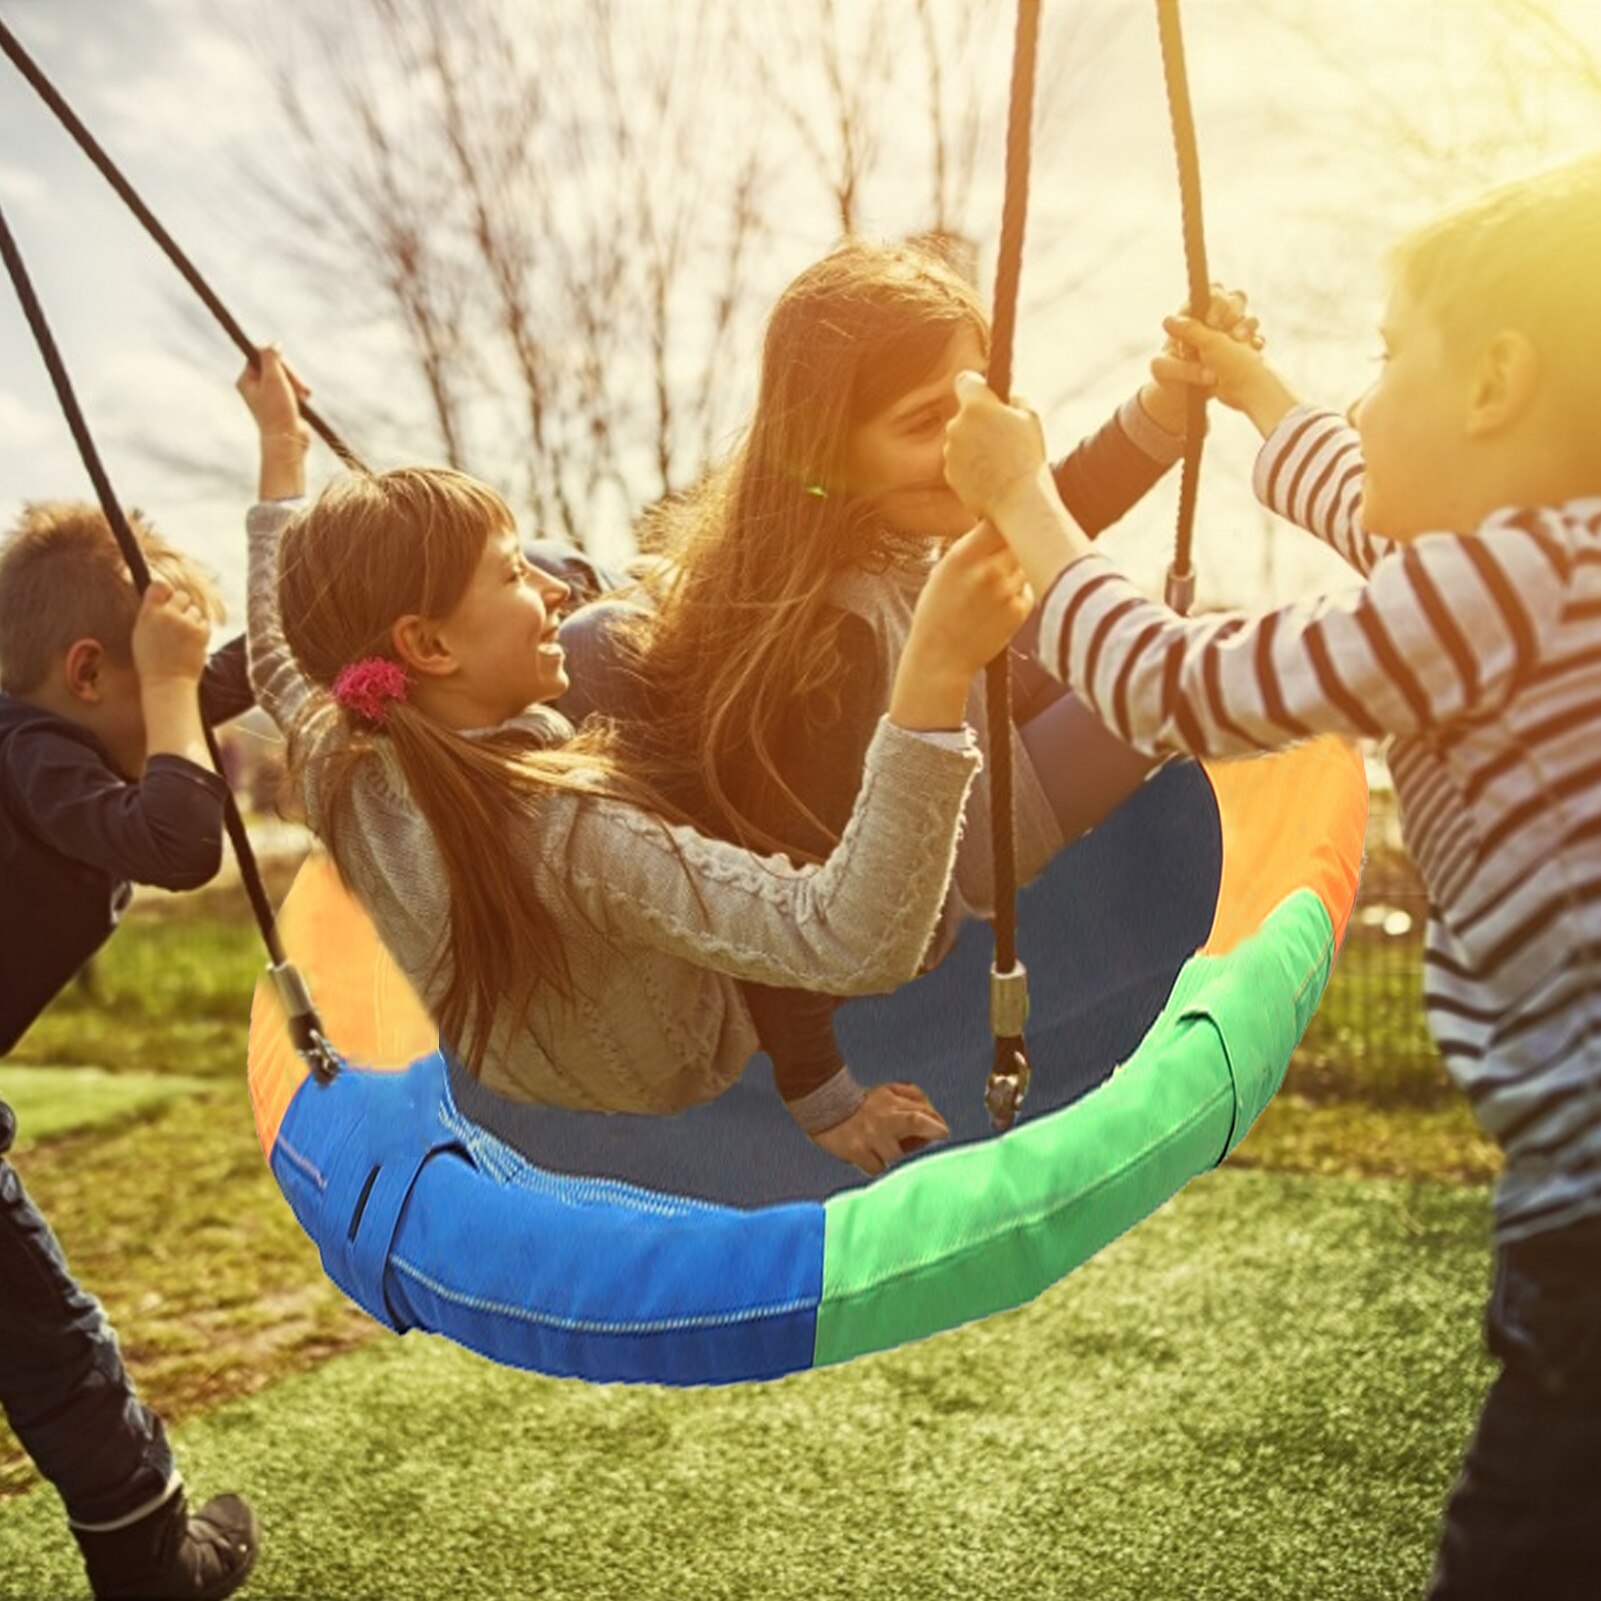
left=844, top=324, right=987, bottom=541
left=434, top=526, right=571, bottom=722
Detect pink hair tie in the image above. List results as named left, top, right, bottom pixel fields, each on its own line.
left=331, top=657, right=411, bottom=727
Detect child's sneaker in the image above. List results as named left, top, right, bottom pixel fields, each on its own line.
left=72, top=1489, right=259, bottom=1600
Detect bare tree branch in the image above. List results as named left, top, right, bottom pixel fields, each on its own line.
left=213, top=0, right=1121, bottom=554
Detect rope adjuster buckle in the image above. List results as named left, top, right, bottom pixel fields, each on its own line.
left=270, top=960, right=341, bottom=1085
left=986, top=962, right=1031, bottom=1132
left=989, top=961, right=1030, bottom=1038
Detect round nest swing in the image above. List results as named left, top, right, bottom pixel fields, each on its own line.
left=245, top=744, right=1363, bottom=1385
left=0, top=1, right=1368, bottom=1389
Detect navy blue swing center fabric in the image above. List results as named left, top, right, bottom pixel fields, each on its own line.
left=447, top=761, right=1222, bottom=1208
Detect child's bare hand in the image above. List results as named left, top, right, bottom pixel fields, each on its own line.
left=1143, top=285, right=1263, bottom=432
left=1159, top=312, right=1301, bottom=438
left=236, top=346, right=312, bottom=450
left=131, top=580, right=211, bottom=686
left=239, top=346, right=312, bottom=499
left=943, top=370, right=1048, bottom=522
left=909, top=518, right=1034, bottom=678
left=808, top=1082, right=950, bottom=1176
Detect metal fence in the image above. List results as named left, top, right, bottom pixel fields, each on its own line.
left=1298, top=760, right=1442, bottom=1093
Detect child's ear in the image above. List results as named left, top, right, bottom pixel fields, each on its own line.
left=390, top=615, right=456, bottom=679
left=1465, top=330, right=1540, bottom=438
left=62, top=638, right=106, bottom=704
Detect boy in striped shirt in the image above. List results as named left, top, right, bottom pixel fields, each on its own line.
left=944, top=154, right=1601, bottom=1599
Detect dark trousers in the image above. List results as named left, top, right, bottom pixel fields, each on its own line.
left=1426, top=1213, right=1601, bottom=1599
left=0, top=1096, right=175, bottom=1526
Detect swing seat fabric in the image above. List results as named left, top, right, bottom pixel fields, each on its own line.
left=248, top=741, right=1366, bottom=1386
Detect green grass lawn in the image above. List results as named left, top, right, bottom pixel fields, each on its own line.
left=0, top=889, right=1500, bottom=1598
left=0, top=1065, right=216, bottom=1150
left=0, top=1168, right=1491, bottom=1601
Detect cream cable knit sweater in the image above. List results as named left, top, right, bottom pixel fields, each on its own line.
left=246, top=501, right=981, bottom=1113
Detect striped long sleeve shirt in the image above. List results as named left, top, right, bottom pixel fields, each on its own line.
left=1036, top=405, right=1601, bottom=1244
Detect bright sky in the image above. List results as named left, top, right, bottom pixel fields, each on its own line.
left=1, top=0, right=1599, bottom=625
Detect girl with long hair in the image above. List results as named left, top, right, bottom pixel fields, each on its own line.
left=558, top=239, right=1256, bottom=1157
left=239, top=348, right=1032, bottom=1176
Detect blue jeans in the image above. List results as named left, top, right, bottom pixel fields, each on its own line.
left=0, top=1096, right=175, bottom=1526
left=1426, top=1214, right=1601, bottom=1598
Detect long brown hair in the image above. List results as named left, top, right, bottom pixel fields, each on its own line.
left=276, top=467, right=689, bottom=1074
left=626, top=239, right=989, bottom=860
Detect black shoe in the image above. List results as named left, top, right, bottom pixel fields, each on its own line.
left=73, top=1488, right=260, bottom=1600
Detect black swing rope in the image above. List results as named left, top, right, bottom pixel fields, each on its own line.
left=1156, top=0, right=1211, bottom=615
left=0, top=196, right=340, bottom=1085
left=981, top=0, right=1212, bottom=1127
left=0, top=18, right=366, bottom=475
left=980, top=0, right=1042, bottom=1133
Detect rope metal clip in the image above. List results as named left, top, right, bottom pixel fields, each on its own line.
left=270, top=961, right=341, bottom=1085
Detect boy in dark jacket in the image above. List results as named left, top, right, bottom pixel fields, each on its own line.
left=0, top=502, right=260, bottom=1600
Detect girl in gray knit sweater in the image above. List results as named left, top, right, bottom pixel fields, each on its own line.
left=238, top=349, right=1030, bottom=1174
